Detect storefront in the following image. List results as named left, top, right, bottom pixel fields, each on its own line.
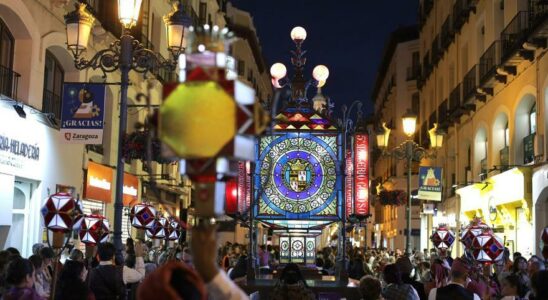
left=532, top=163, right=548, bottom=256
left=457, top=167, right=533, bottom=256
left=0, top=101, right=85, bottom=256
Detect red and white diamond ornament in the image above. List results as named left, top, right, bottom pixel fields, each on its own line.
left=461, top=218, right=492, bottom=250
left=79, top=214, right=110, bottom=245
left=430, top=225, right=456, bottom=250
left=41, top=193, right=83, bottom=232
left=129, top=203, right=157, bottom=230
left=146, top=217, right=168, bottom=239
left=165, top=218, right=183, bottom=241
left=471, top=232, right=504, bottom=263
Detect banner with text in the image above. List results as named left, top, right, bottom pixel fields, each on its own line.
left=418, top=166, right=443, bottom=201
left=61, top=83, right=106, bottom=144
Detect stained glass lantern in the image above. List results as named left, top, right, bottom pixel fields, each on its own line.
left=165, top=218, right=183, bottom=241
left=79, top=214, right=110, bottom=245
left=129, top=203, right=157, bottom=229
left=470, top=232, right=504, bottom=263
left=430, top=225, right=456, bottom=250
left=146, top=217, right=168, bottom=239
left=41, top=193, right=83, bottom=233
left=460, top=218, right=492, bottom=250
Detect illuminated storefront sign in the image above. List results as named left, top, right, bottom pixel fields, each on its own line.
left=237, top=161, right=251, bottom=214
left=418, top=167, right=443, bottom=201
left=354, top=134, right=369, bottom=216
left=85, top=161, right=139, bottom=205
left=345, top=149, right=353, bottom=217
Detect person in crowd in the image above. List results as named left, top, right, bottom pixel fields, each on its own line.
left=315, top=258, right=329, bottom=275
left=512, top=256, right=529, bottom=289
left=381, top=264, right=419, bottom=300
left=258, top=245, right=270, bottom=274
left=527, top=256, right=545, bottom=280
left=3, top=257, right=42, bottom=300
left=28, top=255, right=48, bottom=299
left=270, top=263, right=315, bottom=300
left=229, top=248, right=248, bottom=281
left=529, top=270, right=548, bottom=300
left=32, top=244, right=44, bottom=257
left=349, top=253, right=366, bottom=280
left=88, top=241, right=145, bottom=300
left=56, top=260, right=94, bottom=300
left=424, top=259, right=448, bottom=295
left=428, top=258, right=480, bottom=300
left=500, top=273, right=527, bottom=300
left=396, top=256, right=427, bottom=300
left=69, top=249, right=85, bottom=263
left=0, top=250, right=12, bottom=298
left=190, top=224, right=249, bottom=300
left=38, top=247, right=56, bottom=295
left=359, top=275, right=382, bottom=300
left=137, top=261, right=206, bottom=300
left=220, top=245, right=232, bottom=272
left=5, top=248, right=21, bottom=258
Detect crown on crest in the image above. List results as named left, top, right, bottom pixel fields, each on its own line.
left=185, top=24, right=235, bottom=54
left=289, top=159, right=308, bottom=171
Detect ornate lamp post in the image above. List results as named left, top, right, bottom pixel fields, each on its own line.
left=64, top=1, right=191, bottom=258
left=376, top=110, right=444, bottom=255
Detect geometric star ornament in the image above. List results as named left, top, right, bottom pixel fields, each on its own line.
left=146, top=217, right=168, bottom=239
left=460, top=217, right=492, bottom=250
left=165, top=218, right=183, bottom=241
left=79, top=214, right=110, bottom=245
left=471, top=232, right=504, bottom=264
left=430, top=225, right=456, bottom=250
left=129, top=203, right=157, bottom=230
left=41, top=192, right=83, bottom=233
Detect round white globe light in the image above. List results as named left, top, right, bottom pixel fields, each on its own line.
left=313, top=65, right=330, bottom=82
left=290, top=26, right=307, bottom=41
left=270, top=62, right=287, bottom=79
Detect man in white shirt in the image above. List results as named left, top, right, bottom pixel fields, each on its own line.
left=428, top=258, right=480, bottom=300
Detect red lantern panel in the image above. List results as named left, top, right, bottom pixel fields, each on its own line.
left=225, top=180, right=238, bottom=215
left=430, top=227, right=456, bottom=249
left=146, top=217, right=168, bottom=239
left=460, top=218, right=492, bottom=250
left=79, top=214, right=110, bottom=245
left=471, top=233, right=504, bottom=263
left=41, top=193, right=83, bottom=233
left=130, top=203, right=157, bottom=229
left=165, top=219, right=183, bottom=241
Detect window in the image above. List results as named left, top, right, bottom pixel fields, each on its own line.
left=0, top=18, right=15, bottom=98
left=237, top=60, right=245, bottom=76
left=412, top=92, right=420, bottom=115
left=199, top=2, right=207, bottom=25
left=42, top=50, right=64, bottom=121
left=504, top=122, right=509, bottom=147
left=529, top=104, right=536, bottom=134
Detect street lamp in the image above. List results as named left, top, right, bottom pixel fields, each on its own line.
left=64, top=1, right=190, bottom=259
left=376, top=110, right=444, bottom=256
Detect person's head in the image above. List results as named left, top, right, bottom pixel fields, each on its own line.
left=450, top=258, right=470, bottom=284
left=32, top=243, right=44, bottom=256
left=395, top=256, right=413, bottom=278
left=513, top=256, right=527, bottom=273
left=531, top=270, right=548, bottom=299
left=259, top=245, right=266, bottom=251
left=316, top=258, right=324, bottom=268
left=5, top=257, right=34, bottom=288
left=39, top=247, right=55, bottom=266
left=513, top=252, right=522, bottom=261
left=0, top=250, right=11, bottom=271
left=359, top=275, right=382, bottom=300
left=126, top=238, right=135, bottom=254
left=383, top=264, right=402, bottom=285
left=28, top=255, right=43, bottom=273
left=528, top=259, right=545, bottom=277
left=5, top=247, right=20, bottom=257
left=501, top=273, right=525, bottom=297
left=61, top=260, right=87, bottom=282
left=280, top=263, right=306, bottom=285
left=69, top=249, right=84, bottom=262
left=97, top=242, right=116, bottom=262
left=125, top=253, right=136, bottom=268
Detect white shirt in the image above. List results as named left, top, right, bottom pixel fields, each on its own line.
left=99, top=257, right=145, bottom=284
left=428, top=282, right=481, bottom=300
left=206, top=270, right=249, bottom=300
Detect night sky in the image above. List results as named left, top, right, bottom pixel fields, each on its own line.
left=231, top=0, right=418, bottom=116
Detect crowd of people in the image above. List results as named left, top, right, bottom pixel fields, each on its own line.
left=1, top=230, right=548, bottom=300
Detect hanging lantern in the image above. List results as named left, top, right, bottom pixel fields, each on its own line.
left=460, top=218, right=492, bottom=250
left=79, top=214, right=110, bottom=245
left=129, top=203, right=157, bottom=229
left=41, top=193, right=83, bottom=233
left=165, top=218, right=183, bottom=241
left=146, top=217, right=168, bottom=239
left=471, top=232, right=504, bottom=263
left=430, top=225, right=456, bottom=250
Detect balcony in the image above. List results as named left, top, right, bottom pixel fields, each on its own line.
left=453, top=0, right=477, bottom=33
left=462, top=65, right=477, bottom=103
left=440, top=16, right=455, bottom=51
left=431, top=35, right=441, bottom=66
left=479, top=41, right=505, bottom=86
left=438, top=99, right=449, bottom=128
left=42, top=89, right=62, bottom=122
left=420, top=122, right=429, bottom=148
left=418, top=0, right=434, bottom=31
left=428, top=111, right=437, bottom=128
left=501, top=11, right=534, bottom=64
left=422, top=51, right=432, bottom=81
left=0, top=65, right=20, bottom=100
left=529, top=0, right=548, bottom=35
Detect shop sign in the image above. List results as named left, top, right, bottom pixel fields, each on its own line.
left=85, top=161, right=139, bottom=205
left=423, top=203, right=435, bottom=214
left=345, top=149, right=353, bottom=217
left=418, top=167, right=443, bottom=201
left=61, top=83, right=106, bottom=144
left=354, top=134, right=369, bottom=216
left=0, top=134, right=40, bottom=173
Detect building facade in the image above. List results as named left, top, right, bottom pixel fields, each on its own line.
left=416, top=0, right=547, bottom=257
left=371, top=26, right=422, bottom=251
left=0, top=0, right=270, bottom=256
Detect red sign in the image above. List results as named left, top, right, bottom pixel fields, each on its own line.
left=345, top=149, right=353, bottom=217
left=237, top=161, right=252, bottom=214
left=354, top=134, right=369, bottom=216
left=225, top=180, right=238, bottom=214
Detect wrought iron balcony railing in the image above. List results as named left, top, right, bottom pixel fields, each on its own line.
left=479, top=41, right=501, bottom=86
left=0, top=64, right=20, bottom=100
left=462, top=65, right=477, bottom=102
